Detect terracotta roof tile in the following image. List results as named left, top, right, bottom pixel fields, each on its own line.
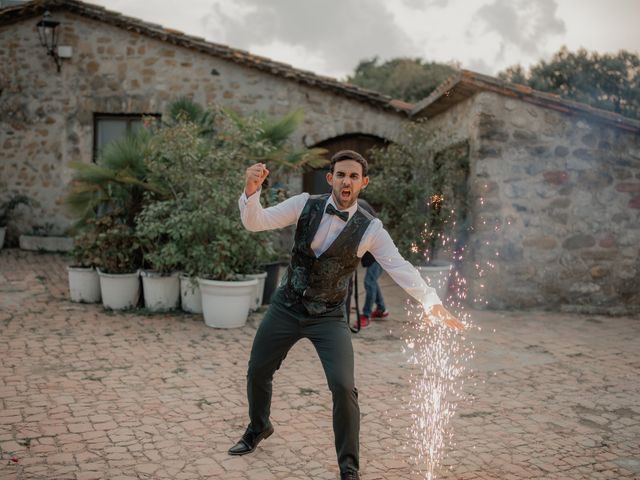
left=412, top=70, right=640, bottom=134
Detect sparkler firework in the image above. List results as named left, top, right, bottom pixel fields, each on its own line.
left=402, top=305, right=471, bottom=479
left=396, top=195, right=498, bottom=479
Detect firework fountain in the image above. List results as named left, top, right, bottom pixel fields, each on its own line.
left=400, top=195, right=496, bottom=479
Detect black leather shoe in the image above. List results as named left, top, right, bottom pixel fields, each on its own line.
left=228, top=425, right=274, bottom=456
left=340, top=472, right=360, bottom=480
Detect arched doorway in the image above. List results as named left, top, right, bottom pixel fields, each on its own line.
left=303, top=133, right=389, bottom=194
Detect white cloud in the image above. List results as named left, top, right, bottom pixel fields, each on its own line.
left=202, top=0, right=419, bottom=78
left=472, top=0, right=565, bottom=56
left=88, top=0, right=640, bottom=79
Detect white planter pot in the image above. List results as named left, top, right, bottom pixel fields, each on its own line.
left=239, top=271, right=267, bottom=310
left=67, top=266, right=101, bottom=303
left=415, top=260, right=453, bottom=303
left=180, top=274, right=202, bottom=314
left=141, top=270, right=180, bottom=311
left=198, top=277, right=258, bottom=328
left=97, top=269, right=140, bottom=310
left=0, top=227, right=5, bottom=249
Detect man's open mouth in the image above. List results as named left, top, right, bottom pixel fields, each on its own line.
left=340, top=189, right=351, bottom=199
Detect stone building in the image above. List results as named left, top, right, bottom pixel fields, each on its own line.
left=0, top=0, right=407, bottom=237
left=1, top=2, right=639, bottom=312
left=411, top=71, right=640, bottom=313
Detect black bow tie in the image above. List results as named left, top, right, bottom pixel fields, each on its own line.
left=325, top=204, right=349, bottom=221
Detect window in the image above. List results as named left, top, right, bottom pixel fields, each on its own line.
left=93, top=113, right=159, bottom=162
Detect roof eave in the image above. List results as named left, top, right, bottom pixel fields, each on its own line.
left=411, top=70, right=640, bottom=134
left=0, top=0, right=412, bottom=115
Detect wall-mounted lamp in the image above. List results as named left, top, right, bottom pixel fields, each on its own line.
left=36, top=10, right=62, bottom=72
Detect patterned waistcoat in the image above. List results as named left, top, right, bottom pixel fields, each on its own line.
left=282, top=194, right=373, bottom=316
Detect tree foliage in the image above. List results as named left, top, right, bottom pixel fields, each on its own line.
left=135, top=102, right=326, bottom=279
left=65, top=98, right=325, bottom=277
left=364, top=121, right=469, bottom=265
left=346, top=57, right=458, bottom=103
left=499, top=47, right=640, bottom=120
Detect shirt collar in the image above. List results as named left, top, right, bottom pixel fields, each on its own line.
left=326, top=194, right=358, bottom=221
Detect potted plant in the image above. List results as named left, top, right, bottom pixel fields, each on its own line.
left=366, top=121, right=470, bottom=302
left=93, top=212, right=143, bottom=310
left=193, top=224, right=259, bottom=329
left=67, top=223, right=102, bottom=303
left=235, top=229, right=275, bottom=310
left=136, top=100, right=326, bottom=326
left=64, top=127, right=166, bottom=311
left=181, top=160, right=259, bottom=328
left=0, top=194, right=30, bottom=249
left=136, top=200, right=182, bottom=312
left=172, top=190, right=258, bottom=328
left=136, top=97, right=220, bottom=314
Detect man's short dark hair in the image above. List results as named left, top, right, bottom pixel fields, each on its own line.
left=330, top=150, right=368, bottom=177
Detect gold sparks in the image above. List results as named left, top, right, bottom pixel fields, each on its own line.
left=403, top=303, right=472, bottom=479
left=398, top=193, right=508, bottom=478
left=430, top=194, right=444, bottom=206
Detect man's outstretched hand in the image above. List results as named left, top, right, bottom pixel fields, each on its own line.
left=245, top=163, right=270, bottom=197
left=426, top=304, right=465, bottom=331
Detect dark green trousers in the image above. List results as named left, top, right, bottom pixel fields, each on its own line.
left=246, top=288, right=359, bottom=474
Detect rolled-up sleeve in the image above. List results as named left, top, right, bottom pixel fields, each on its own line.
left=362, top=220, right=442, bottom=311
left=239, top=190, right=308, bottom=231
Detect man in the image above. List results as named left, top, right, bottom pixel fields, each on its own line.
left=230, top=150, right=463, bottom=480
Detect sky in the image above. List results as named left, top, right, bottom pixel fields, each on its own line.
left=90, top=0, right=640, bottom=80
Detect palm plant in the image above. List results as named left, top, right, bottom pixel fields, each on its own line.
left=226, top=109, right=327, bottom=172
left=64, top=129, right=166, bottom=229
left=166, top=96, right=216, bottom=136
left=225, top=108, right=328, bottom=207
left=64, top=97, right=215, bottom=229
left=64, top=128, right=161, bottom=274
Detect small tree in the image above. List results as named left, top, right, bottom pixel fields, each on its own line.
left=365, top=121, right=468, bottom=265
left=347, top=57, right=458, bottom=103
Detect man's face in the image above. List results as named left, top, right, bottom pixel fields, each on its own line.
left=326, top=159, right=369, bottom=210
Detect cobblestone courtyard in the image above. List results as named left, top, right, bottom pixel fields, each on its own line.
left=1, top=250, right=639, bottom=479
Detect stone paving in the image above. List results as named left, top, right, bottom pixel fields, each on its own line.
left=0, top=249, right=639, bottom=480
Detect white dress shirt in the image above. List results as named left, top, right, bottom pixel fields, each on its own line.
left=239, top=190, right=442, bottom=311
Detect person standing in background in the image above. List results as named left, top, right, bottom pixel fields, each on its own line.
left=356, top=198, right=388, bottom=328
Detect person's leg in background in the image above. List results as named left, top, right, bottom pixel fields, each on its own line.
left=362, top=261, right=386, bottom=325
left=369, top=261, right=388, bottom=319
left=361, top=263, right=377, bottom=326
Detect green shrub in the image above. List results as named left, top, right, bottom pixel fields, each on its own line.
left=366, top=121, right=469, bottom=265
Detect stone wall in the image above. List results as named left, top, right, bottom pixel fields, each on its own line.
left=0, top=11, right=403, bottom=239
left=465, top=92, right=640, bottom=312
